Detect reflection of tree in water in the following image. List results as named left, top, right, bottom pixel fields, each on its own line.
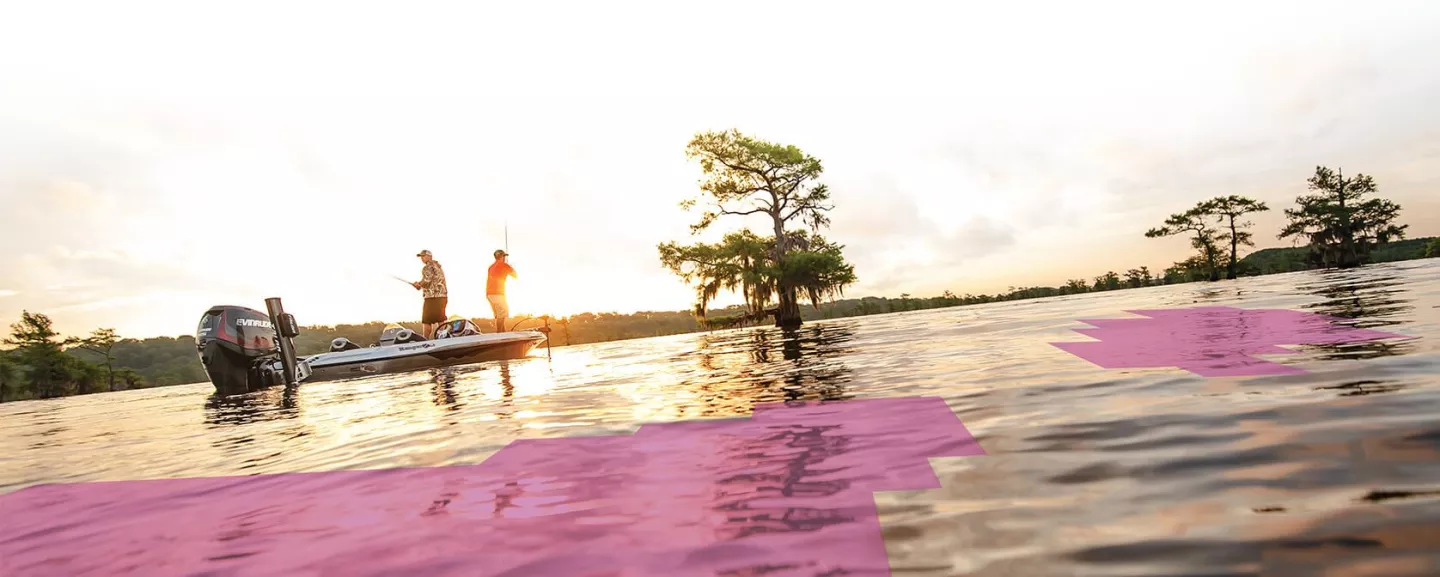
left=1183, top=286, right=1235, bottom=306
left=1299, top=274, right=1412, bottom=324
left=688, top=323, right=857, bottom=417
left=713, top=424, right=857, bottom=541
left=748, top=330, right=772, bottom=365
left=1314, top=379, right=1407, bottom=397
left=1295, top=270, right=1417, bottom=361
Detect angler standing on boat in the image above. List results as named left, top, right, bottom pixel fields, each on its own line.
left=487, top=249, right=517, bottom=333
left=412, top=249, right=448, bottom=339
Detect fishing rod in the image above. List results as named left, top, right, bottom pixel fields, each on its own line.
left=497, top=220, right=552, bottom=358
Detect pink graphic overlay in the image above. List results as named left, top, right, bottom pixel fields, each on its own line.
left=0, top=396, right=983, bottom=576
left=1050, top=306, right=1408, bottom=377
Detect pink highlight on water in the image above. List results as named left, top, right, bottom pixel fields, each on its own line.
left=0, top=396, right=984, bottom=576
left=1050, top=306, right=1408, bottom=377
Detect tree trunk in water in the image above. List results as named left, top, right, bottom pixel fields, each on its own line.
left=774, top=289, right=802, bottom=329
left=1227, top=219, right=1239, bottom=280
left=772, top=218, right=803, bottom=329
left=1337, top=170, right=1359, bottom=268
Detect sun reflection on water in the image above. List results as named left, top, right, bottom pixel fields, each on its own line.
left=0, top=260, right=1438, bottom=575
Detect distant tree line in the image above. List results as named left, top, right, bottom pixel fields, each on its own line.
left=1145, top=165, right=1413, bottom=280
left=4, top=229, right=1435, bottom=403
left=1, top=165, right=1433, bottom=402
left=2, top=312, right=147, bottom=402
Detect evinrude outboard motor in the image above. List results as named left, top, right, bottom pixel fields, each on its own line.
left=195, top=297, right=305, bottom=395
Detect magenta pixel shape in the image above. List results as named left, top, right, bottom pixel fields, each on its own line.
left=0, top=395, right=983, bottom=576
left=1049, top=306, right=1408, bottom=377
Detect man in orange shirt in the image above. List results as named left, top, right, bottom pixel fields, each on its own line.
left=487, top=249, right=518, bottom=333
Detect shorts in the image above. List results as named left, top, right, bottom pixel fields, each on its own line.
left=422, top=297, right=448, bottom=324
left=487, top=294, right=509, bottom=319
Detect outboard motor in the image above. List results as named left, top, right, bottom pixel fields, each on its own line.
left=195, top=297, right=306, bottom=395
left=434, top=318, right=482, bottom=339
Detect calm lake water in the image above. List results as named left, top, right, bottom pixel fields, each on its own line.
left=2, top=258, right=1439, bottom=576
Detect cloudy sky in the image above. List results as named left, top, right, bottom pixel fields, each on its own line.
left=2, top=0, right=1439, bottom=339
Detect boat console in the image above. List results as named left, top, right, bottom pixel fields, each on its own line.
left=435, top=318, right=483, bottom=339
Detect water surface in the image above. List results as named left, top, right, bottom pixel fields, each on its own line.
left=2, top=259, right=1439, bottom=575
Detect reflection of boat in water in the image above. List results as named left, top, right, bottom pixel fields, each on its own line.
left=194, top=298, right=548, bottom=395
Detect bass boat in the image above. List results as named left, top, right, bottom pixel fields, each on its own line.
left=195, top=298, right=548, bottom=395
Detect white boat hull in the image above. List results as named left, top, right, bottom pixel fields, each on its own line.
left=299, top=331, right=547, bottom=382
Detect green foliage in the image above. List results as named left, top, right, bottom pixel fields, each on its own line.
left=1092, top=271, right=1122, bottom=291
left=1239, top=236, right=1437, bottom=274
left=1165, top=255, right=1219, bottom=283
left=1278, top=165, right=1408, bottom=268
left=106, top=336, right=208, bottom=386
left=1124, top=267, right=1155, bottom=288
left=0, top=352, right=19, bottom=402
left=1234, top=246, right=1311, bottom=274
left=778, top=231, right=858, bottom=309
left=0, top=311, right=114, bottom=399
left=1146, top=203, right=1222, bottom=281
left=65, top=328, right=121, bottom=392
left=1203, top=195, right=1270, bottom=279
left=659, top=229, right=774, bottom=318
left=678, top=129, right=845, bottom=326
left=659, top=229, right=856, bottom=326
left=2, top=154, right=1431, bottom=403
left=682, top=129, right=832, bottom=234
left=4, top=311, right=70, bottom=399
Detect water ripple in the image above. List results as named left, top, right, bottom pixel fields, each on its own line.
left=1, top=259, right=1438, bottom=575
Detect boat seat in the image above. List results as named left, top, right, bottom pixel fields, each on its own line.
left=392, top=329, right=427, bottom=344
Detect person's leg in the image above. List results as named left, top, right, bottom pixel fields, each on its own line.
left=436, top=298, right=447, bottom=338
left=421, top=297, right=444, bottom=339
left=488, top=294, right=507, bottom=333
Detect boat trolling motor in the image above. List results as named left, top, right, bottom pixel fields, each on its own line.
left=195, top=297, right=308, bottom=395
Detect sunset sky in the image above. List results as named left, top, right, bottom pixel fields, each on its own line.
left=2, top=1, right=1439, bottom=339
